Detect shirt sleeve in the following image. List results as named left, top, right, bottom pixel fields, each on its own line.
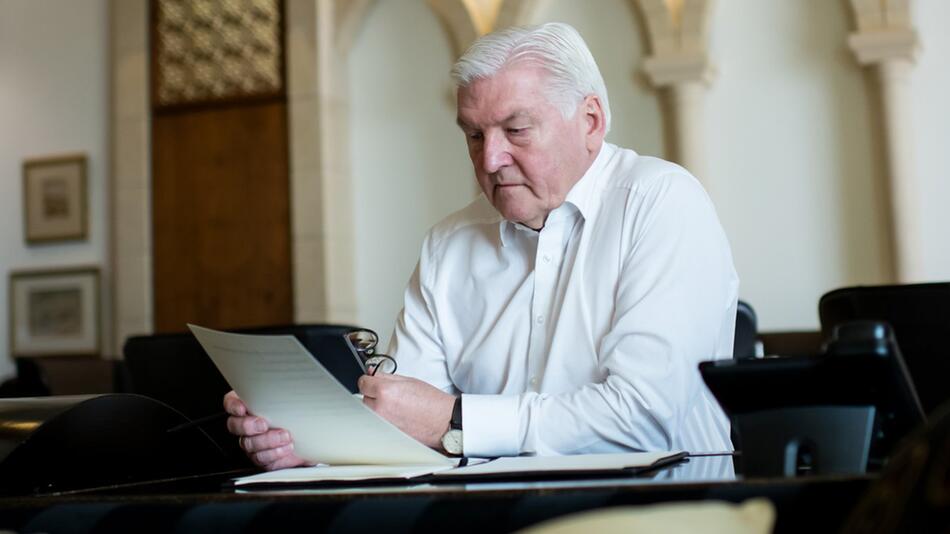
left=464, top=172, right=738, bottom=457
left=388, top=232, right=457, bottom=394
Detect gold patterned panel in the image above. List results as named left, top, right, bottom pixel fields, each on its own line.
left=155, top=0, right=283, bottom=106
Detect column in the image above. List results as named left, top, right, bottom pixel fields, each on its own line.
left=642, top=52, right=714, bottom=184
left=849, top=29, right=922, bottom=282
left=110, top=0, right=152, bottom=354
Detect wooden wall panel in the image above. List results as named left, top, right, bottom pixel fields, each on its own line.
left=152, top=101, right=292, bottom=333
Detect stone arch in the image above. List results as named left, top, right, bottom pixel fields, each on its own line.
left=302, top=0, right=719, bottom=322
left=335, top=0, right=378, bottom=58
left=303, top=0, right=484, bottom=323
left=336, top=0, right=483, bottom=60
left=631, top=0, right=713, bottom=58
left=428, top=0, right=480, bottom=58
left=847, top=0, right=913, bottom=33
left=494, top=0, right=550, bottom=28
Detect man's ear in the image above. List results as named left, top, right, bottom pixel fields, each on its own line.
left=582, top=94, right=607, bottom=151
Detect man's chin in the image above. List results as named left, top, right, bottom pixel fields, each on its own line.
left=492, top=201, right=523, bottom=219
left=494, top=205, right=543, bottom=229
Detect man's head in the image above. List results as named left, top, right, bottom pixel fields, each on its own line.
left=451, top=23, right=610, bottom=229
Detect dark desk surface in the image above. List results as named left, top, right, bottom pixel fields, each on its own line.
left=0, top=455, right=871, bottom=534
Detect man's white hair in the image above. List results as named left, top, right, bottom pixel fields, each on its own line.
left=451, top=22, right=611, bottom=133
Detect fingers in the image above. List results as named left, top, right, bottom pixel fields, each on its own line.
left=250, top=442, right=295, bottom=467
left=223, top=390, right=248, bottom=416
left=241, top=429, right=292, bottom=453
left=224, top=391, right=270, bottom=438
left=222, top=390, right=310, bottom=472
left=234, top=428, right=303, bottom=470
left=362, top=395, right=377, bottom=411
left=227, top=414, right=269, bottom=437
left=265, top=452, right=310, bottom=471
left=357, top=374, right=377, bottom=397
left=358, top=372, right=402, bottom=398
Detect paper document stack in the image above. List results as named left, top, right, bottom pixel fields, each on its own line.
left=189, top=325, right=685, bottom=487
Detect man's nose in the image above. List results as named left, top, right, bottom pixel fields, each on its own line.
left=481, top=133, right=512, bottom=174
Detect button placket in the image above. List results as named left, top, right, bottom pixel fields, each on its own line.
left=523, top=231, right=543, bottom=392
left=526, top=216, right=563, bottom=392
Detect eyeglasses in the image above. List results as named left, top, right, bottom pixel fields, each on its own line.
left=344, top=329, right=397, bottom=376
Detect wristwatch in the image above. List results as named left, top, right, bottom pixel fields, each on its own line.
left=440, top=396, right=463, bottom=456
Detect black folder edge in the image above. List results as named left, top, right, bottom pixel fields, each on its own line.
left=225, top=452, right=689, bottom=491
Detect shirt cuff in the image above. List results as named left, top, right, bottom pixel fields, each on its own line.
left=461, top=393, right=521, bottom=457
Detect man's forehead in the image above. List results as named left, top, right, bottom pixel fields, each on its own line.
left=456, top=108, right=534, bottom=128
left=456, top=66, right=553, bottom=123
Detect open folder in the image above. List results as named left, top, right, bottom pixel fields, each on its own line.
left=189, top=325, right=686, bottom=487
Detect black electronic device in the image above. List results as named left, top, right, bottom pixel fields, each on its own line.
left=0, top=394, right=231, bottom=496
left=700, top=321, right=925, bottom=477
left=820, top=282, right=950, bottom=415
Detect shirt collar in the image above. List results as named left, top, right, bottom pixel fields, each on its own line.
left=498, top=143, right=612, bottom=247
left=564, top=142, right=611, bottom=222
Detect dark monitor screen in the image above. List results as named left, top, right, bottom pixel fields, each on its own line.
left=820, top=282, right=950, bottom=415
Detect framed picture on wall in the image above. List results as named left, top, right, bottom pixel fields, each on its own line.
left=22, top=154, right=88, bottom=243
left=9, top=267, right=100, bottom=357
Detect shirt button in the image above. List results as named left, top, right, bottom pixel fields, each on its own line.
left=542, top=254, right=552, bottom=264
left=536, top=315, right=545, bottom=325
left=530, top=377, right=538, bottom=386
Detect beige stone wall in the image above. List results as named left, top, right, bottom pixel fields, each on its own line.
left=3, top=0, right=941, bottom=374
left=0, top=0, right=110, bottom=380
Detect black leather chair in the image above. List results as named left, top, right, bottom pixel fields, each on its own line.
left=733, top=300, right=758, bottom=359
left=123, top=324, right=364, bottom=462
left=722, top=300, right=757, bottom=456
left=0, top=359, right=50, bottom=398
left=820, top=282, right=950, bottom=415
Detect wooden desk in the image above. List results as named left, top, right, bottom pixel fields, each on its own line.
left=0, top=455, right=870, bottom=533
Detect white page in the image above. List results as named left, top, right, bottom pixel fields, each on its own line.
left=234, top=464, right=455, bottom=486
left=433, top=451, right=681, bottom=477
left=189, top=325, right=453, bottom=467
left=232, top=453, right=680, bottom=486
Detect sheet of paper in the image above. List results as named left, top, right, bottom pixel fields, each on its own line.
left=233, top=464, right=454, bottom=486
left=433, top=451, right=682, bottom=477
left=189, top=325, right=453, bottom=467
left=232, top=453, right=681, bottom=486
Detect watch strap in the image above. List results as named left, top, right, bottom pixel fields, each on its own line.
left=450, top=396, right=463, bottom=430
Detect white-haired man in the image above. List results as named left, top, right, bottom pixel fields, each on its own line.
left=225, top=22, right=738, bottom=470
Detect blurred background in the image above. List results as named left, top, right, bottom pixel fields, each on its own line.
left=0, top=0, right=947, bottom=386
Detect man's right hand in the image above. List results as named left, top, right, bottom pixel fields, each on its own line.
left=223, top=390, right=310, bottom=471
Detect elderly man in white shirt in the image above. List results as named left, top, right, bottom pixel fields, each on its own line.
left=225, top=22, right=738, bottom=470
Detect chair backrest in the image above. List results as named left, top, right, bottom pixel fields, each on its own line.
left=820, top=282, right=950, bottom=415
left=757, top=331, right=824, bottom=358
left=123, top=323, right=363, bottom=459
left=733, top=300, right=758, bottom=359
left=0, top=359, right=50, bottom=398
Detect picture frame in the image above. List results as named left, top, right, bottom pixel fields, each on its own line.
left=22, top=154, right=88, bottom=243
left=9, top=267, right=100, bottom=358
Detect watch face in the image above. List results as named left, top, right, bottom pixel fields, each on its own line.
left=441, top=429, right=463, bottom=455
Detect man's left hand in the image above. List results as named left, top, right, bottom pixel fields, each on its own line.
left=358, top=373, right=455, bottom=449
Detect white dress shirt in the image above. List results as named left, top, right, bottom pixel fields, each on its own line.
left=389, top=142, right=739, bottom=457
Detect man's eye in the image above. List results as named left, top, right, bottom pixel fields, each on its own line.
left=507, top=128, right=526, bottom=135
left=468, top=132, right=483, bottom=141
